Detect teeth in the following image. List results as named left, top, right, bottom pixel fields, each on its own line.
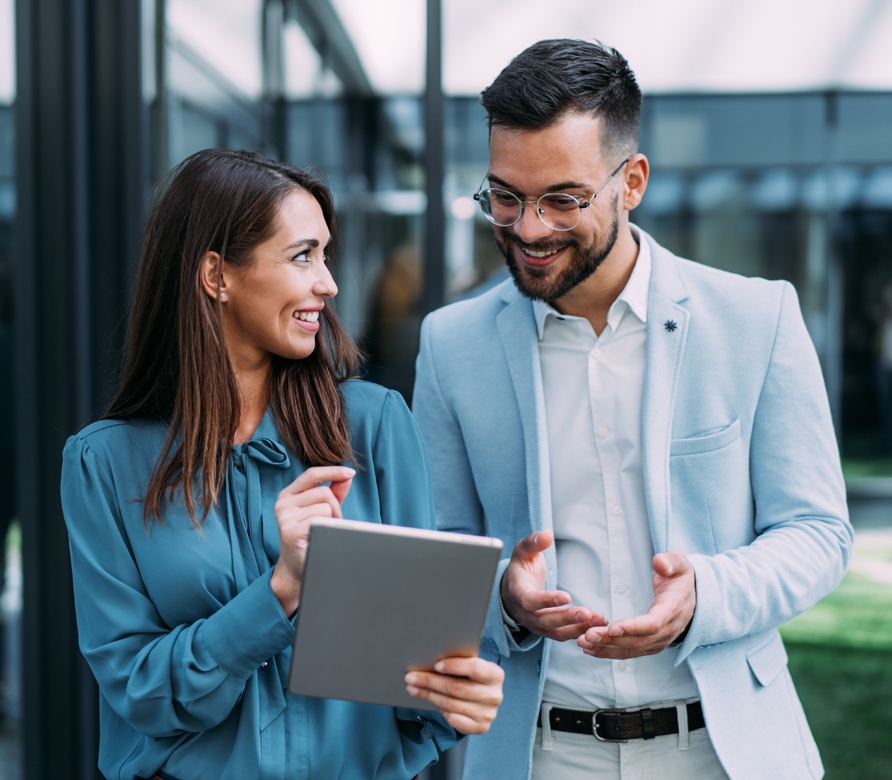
left=294, top=310, right=320, bottom=322
left=526, top=248, right=558, bottom=258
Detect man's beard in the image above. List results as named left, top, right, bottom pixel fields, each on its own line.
left=496, top=199, right=620, bottom=304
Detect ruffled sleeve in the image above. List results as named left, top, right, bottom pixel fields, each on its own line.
left=61, top=427, right=295, bottom=738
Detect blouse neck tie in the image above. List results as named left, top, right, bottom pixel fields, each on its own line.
left=226, top=437, right=291, bottom=588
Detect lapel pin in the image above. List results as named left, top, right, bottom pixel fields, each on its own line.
left=664, top=320, right=678, bottom=332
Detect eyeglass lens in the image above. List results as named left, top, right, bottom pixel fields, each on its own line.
left=480, top=191, right=583, bottom=231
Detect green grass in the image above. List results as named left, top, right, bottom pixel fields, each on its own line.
left=781, top=572, right=892, bottom=649
left=3, top=521, right=18, bottom=557
left=781, top=571, right=892, bottom=778
left=786, top=643, right=892, bottom=779
left=841, top=457, right=892, bottom=478
left=864, top=547, right=892, bottom=566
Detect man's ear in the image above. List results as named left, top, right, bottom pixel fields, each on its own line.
left=623, top=153, right=649, bottom=211
left=199, top=251, right=229, bottom=301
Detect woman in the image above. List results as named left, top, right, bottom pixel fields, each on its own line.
left=61, top=148, right=503, bottom=780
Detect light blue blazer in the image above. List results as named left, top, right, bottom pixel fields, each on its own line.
left=412, top=228, right=852, bottom=779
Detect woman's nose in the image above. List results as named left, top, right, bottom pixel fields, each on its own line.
left=314, top=264, right=338, bottom=298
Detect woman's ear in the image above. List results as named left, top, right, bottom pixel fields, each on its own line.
left=623, top=153, right=649, bottom=212
left=199, top=251, right=229, bottom=302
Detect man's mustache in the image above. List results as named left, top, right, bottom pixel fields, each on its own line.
left=500, top=231, right=577, bottom=254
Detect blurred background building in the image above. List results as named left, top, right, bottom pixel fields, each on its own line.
left=1, top=0, right=891, bottom=777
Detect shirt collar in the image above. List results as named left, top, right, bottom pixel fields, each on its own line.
left=532, top=225, right=652, bottom=340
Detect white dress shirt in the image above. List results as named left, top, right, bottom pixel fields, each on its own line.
left=534, top=232, right=699, bottom=709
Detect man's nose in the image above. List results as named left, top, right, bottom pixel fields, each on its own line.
left=511, top=202, right=555, bottom=243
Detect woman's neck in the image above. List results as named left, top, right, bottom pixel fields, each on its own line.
left=234, top=365, right=272, bottom=445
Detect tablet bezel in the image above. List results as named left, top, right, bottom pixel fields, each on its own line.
left=286, top=517, right=503, bottom=710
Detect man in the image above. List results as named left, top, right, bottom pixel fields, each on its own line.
left=412, top=39, right=852, bottom=779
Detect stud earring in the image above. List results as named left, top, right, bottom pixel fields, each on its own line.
left=219, top=292, right=227, bottom=301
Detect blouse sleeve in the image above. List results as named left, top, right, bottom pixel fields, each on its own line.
left=61, top=432, right=294, bottom=738
left=372, top=389, right=438, bottom=531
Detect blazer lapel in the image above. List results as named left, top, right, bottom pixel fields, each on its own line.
left=641, top=235, right=690, bottom=552
left=492, top=236, right=689, bottom=562
left=496, top=288, right=552, bottom=538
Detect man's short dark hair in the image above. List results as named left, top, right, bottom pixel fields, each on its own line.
left=481, top=38, right=641, bottom=160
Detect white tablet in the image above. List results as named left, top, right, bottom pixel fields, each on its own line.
left=287, top=517, right=503, bottom=710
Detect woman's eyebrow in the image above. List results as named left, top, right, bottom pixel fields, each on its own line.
left=281, top=237, right=325, bottom=252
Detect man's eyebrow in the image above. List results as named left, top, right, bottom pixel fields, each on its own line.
left=486, top=173, right=591, bottom=193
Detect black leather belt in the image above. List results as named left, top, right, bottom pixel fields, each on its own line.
left=544, top=701, right=705, bottom=742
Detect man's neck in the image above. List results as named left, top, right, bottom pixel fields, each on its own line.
left=550, top=226, right=640, bottom=335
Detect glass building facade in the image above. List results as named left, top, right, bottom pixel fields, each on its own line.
left=1, top=1, right=891, bottom=777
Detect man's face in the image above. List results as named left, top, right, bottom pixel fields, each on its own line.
left=486, top=113, right=624, bottom=305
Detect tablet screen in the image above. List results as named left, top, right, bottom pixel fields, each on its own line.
left=287, top=518, right=503, bottom=710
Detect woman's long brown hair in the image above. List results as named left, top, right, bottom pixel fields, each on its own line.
left=104, top=149, right=360, bottom=526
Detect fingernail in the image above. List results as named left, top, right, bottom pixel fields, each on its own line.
left=434, top=661, right=445, bottom=672
left=405, top=672, right=418, bottom=685
left=406, top=684, right=420, bottom=696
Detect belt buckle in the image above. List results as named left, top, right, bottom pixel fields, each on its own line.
left=592, top=707, right=629, bottom=743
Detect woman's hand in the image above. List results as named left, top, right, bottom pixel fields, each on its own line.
left=404, top=656, right=504, bottom=735
left=271, top=465, right=355, bottom=615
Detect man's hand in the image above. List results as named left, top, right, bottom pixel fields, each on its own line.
left=501, top=530, right=607, bottom=641
left=577, top=550, right=695, bottom=658
left=405, top=656, right=504, bottom=735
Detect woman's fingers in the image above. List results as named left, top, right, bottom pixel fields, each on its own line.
left=273, top=467, right=355, bottom=611
left=276, top=466, right=355, bottom=521
left=279, top=466, right=355, bottom=498
left=405, top=657, right=504, bottom=735
left=276, top=486, right=342, bottom=520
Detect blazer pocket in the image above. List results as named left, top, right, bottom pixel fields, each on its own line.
left=670, top=419, right=740, bottom=456
left=667, top=419, right=747, bottom=553
left=746, top=631, right=789, bottom=687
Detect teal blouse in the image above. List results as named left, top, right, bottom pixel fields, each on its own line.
left=61, top=381, right=460, bottom=780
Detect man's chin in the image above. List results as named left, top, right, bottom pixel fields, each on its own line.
left=506, top=261, right=556, bottom=301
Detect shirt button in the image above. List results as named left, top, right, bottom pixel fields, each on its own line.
left=616, top=583, right=628, bottom=594
left=617, top=661, right=628, bottom=671
left=598, top=427, right=608, bottom=438
left=592, top=348, right=601, bottom=358
left=613, top=505, right=623, bottom=515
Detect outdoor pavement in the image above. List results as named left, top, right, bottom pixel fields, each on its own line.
left=846, top=484, right=892, bottom=587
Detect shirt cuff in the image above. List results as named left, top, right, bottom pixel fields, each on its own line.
left=500, top=595, right=530, bottom=641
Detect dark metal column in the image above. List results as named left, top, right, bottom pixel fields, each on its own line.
left=422, top=0, right=445, bottom=315
left=420, top=9, right=455, bottom=779
left=420, top=5, right=450, bottom=775
left=14, top=0, right=145, bottom=777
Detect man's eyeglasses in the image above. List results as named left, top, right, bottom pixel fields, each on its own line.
left=473, top=158, right=630, bottom=232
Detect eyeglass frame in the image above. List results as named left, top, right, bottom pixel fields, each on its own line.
left=473, top=157, right=631, bottom=231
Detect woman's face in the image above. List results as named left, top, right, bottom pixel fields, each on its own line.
left=220, top=189, right=337, bottom=371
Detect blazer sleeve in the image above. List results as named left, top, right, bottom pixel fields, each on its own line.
left=413, top=315, right=529, bottom=659
left=412, top=317, right=486, bottom=538
left=677, top=282, right=853, bottom=661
